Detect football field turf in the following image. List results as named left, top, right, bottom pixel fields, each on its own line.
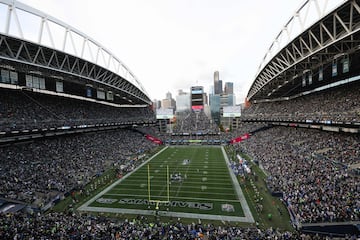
left=78, top=146, right=254, bottom=222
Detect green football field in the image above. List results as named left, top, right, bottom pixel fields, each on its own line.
left=78, top=146, right=254, bottom=222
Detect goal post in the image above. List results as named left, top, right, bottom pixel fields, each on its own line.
left=147, top=164, right=170, bottom=208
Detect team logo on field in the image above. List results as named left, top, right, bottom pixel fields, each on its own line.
left=221, top=204, right=235, bottom=212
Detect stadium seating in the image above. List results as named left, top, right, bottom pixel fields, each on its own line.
left=172, top=110, right=219, bottom=134
left=1, top=83, right=359, bottom=238
left=235, top=124, right=359, bottom=224
left=0, top=211, right=299, bottom=239
left=0, top=88, right=155, bottom=132
left=0, top=126, right=158, bottom=207
left=242, top=81, right=360, bottom=124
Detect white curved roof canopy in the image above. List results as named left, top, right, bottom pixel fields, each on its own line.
left=0, top=0, right=150, bottom=100
left=248, top=0, right=347, bottom=100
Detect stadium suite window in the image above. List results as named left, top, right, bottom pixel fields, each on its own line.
left=26, top=74, right=46, bottom=89
left=1, top=69, right=18, bottom=84
left=1, top=69, right=10, bottom=83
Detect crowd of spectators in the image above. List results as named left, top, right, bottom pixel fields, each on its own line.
left=226, top=123, right=269, bottom=139
left=0, top=211, right=308, bottom=239
left=0, top=129, right=158, bottom=208
left=0, top=88, right=155, bottom=132
left=172, top=110, right=219, bottom=134
left=235, top=125, right=359, bottom=224
left=242, top=82, right=360, bottom=123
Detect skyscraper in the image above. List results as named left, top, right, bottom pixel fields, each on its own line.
left=224, top=82, right=234, bottom=94
left=214, top=71, right=222, bottom=94
left=162, top=92, right=176, bottom=110
left=166, top=91, right=172, bottom=100
left=210, top=72, right=236, bottom=124
left=214, top=71, right=219, bottom=81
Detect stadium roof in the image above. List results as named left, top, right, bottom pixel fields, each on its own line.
left=247, top=0, right=360, bottom=101
left=0, top=0, right=151, bottom=105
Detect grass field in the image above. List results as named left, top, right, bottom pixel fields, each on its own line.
left=78, top=146, right=253, bottom=222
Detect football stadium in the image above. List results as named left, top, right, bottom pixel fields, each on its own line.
left=0, top=0, right=359, bottom=239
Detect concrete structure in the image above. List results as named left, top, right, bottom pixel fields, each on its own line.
left=175, top=89, right=190, bottom=112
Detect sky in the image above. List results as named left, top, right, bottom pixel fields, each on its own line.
left=12, top=0, right=319, bottom=103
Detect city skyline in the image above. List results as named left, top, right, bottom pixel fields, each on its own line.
left=157, top=70, right=234, bottom=102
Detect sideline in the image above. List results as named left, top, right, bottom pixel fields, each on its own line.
left=78, top=205, right=254, bottom=222
left=221, top=146, right=254, bottom=223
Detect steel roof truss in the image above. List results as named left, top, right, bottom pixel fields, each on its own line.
left=309, top=30, right=322, bottom=48
left=352, top=1, right=360, bottom=16
left=334, top=13, right=350, bottom=34
left=278, top=53, right=291, bottom=66
left=33, top=47, right=47, bottom=65
left=261, top=70, right=272, bottom=82
left=48, top=51, right=60, bottom=68
left=99, top=70, right=110, bottom=83
left=59, top=55, right=70, bottom=72
left=2, top=38, right=15, bottom=58
left=15, top=42, right=23, bottom=59
left=321, top=22, right=335, bottom=42
left=265, top=65, right=277, bottom=77
left=292, top=42, right=303, bottom=59
left=106, top=74, right=118, bottom=85
left=285, top=48, right=296, bottom=63
left=272, top=57, right=283, bottom=70
left=79, top=62, right=88, bottom=76
left=268, top=61, right=281, bottom=73
left=299, top=36, right=311, bottom=54
left=88, top=64, right=96, bottom=79
left=70, top=58, right=80, bottom=74
left=95, top=68, right=106, bottom=80
left=17, top=42, right=33, bottom=62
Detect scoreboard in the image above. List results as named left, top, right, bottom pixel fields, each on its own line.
left=191, top=86, right=204, bottom=110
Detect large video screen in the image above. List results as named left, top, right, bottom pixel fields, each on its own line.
left=223, top=106, right=241, bottom=117
left=191, top=89, right=203, bottom=94
left=191, top=86, right=203, bottom=95
left=156, top=108, right=174, bottom=119
left=191, top=105, right=204, bottom=110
